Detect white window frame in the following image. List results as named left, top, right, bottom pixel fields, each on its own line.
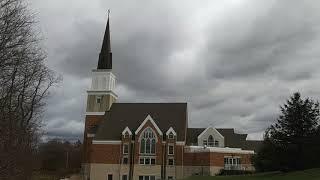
left=122, top=156, right=129, bottom=164
left=96, top=96, right=102, bottom=104
left=123, top=144, right=129, bottom=154
left=139, top=157, right=156, bottom=165
left=139, top=128, right=156, bottom=155
left=122, top=175, right=128, bottom=180
left=168, top=157, right=174, bottom=166
left=139, top=176, right=156, bottom=180
left=168, top=144, right=174, bottom=155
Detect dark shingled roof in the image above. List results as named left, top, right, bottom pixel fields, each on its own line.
left=186, top=128, right=261, bottom=151
left=94, top=103, right=187, bottom=141
left=97, top=17, right=112, bottom=69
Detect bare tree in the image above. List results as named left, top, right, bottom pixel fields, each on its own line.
left=0, top=0, right=59, bottom=179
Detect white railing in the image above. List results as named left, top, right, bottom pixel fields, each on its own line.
left=224, top=164, right=243, bottom=170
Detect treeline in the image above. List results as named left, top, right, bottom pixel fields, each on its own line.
left=34, top=139, right=82, bottom=176
left=254, top=92, right=320, bottom=172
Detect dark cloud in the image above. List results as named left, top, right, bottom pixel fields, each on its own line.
left=29, top=0, right=320, bottom=140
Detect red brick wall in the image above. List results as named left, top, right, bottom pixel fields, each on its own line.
left=90, top=144, right=121, bottom=164
left=183, top=151, right=253, bottom=167
left=82, top=115, right=104, bottom=163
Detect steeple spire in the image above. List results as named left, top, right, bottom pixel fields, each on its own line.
left=97, top=10, right=112, bottom=69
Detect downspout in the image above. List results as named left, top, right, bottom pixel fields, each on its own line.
left=181, top=143, right=184, bottom=179
left=129, top=141, right=135, bottom=180
left=119, top=142, right=122, bottom=180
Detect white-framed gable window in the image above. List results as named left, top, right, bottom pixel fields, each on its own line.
left=168, top=132, right=174, bottom=139
left=140, top=128, right=156, bottom=154
left=204, top=135, right=219, bottom=147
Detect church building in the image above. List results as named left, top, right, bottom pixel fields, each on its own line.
left=82, top=16, right=261, bottom=180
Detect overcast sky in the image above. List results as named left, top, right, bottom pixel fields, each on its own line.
left=29, top=0, right=320, bottom=141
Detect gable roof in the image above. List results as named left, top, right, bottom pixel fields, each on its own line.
left=186, top=128, right=260, bottom=151
left=94, top=103, right=187, bottom=141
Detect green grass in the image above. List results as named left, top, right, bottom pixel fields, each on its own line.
left=185, top=168, right=320, bottom=180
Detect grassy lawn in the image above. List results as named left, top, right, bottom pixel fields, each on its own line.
left=185, top=168, right=320, bottom=180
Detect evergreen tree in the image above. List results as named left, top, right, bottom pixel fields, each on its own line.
left=254, top=92, right=320, bottom=171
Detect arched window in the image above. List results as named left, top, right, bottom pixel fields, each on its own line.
left=140, top=128, right=156, bottom=154
left=208, top=135, right=214, bottom=147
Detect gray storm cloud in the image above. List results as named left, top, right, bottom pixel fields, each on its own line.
left=29, top=0, right=320, bottom=140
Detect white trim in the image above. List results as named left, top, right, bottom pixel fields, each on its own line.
left=85, top=112, right=105, bottom=116
left=184, top=146, right=255, bottom=154
left=166, top=127, right=177, bottom=136
left=176, top=141, right=185, bottom=146
left=123, top=143, right=129, bottom=154
left=92, top=140, right=121, bottom=144
left=197, top=126, right=224, bottom=140
left=135, top=115, right=163, bottom=136
left=87, top=133, right=95, bottom=138
left=87, top=90, right=118, bottom=98
left=122, top=126, right=132, bottom=135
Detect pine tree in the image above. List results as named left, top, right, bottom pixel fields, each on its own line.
left=254, top=92, right=320, bottom=171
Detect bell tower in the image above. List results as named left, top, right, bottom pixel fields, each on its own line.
left=86, top=13, right=117, bottom=113
left=82, top=13, right=117, bottom=179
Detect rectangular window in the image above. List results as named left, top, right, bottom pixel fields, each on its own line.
left=123, top=157, right=128, bottom=164
left=122, top=175, right=127, bottom=180
left=203, top=140, right=207, bottom=146
left=145, top=158, right=150, bottom=165
left=140, top=157, right=156, bottom=165
left=96, top=96, right=102, bottom=104
left=108, top=174, right=113, bottom=180
left=168, top=176, right=173, bottom=180
left=168, top=145, right=174, bottom=155
left=168, top=158, right=174, bottom=166
left=123, top=144, right=129, bottom=154
left=151, top=158, right=156, bottom=165
left=138, top=176, right=156, bottom=180
left=139, top=158, right=144, bottom=165
left=224, top=157, right=241, bottom=165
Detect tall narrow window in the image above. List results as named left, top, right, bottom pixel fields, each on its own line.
left=208, top=135, right=214, bottom=147
left=123, top=144, right=129, bottom=154
left=140, top=128, right=156, bottom=154
left=146, top=139, right=151, bottom=154
left=140, top=139, right=145, bottom=154
left=108, top=174, right=113, bottom=180
left=151, top=139, right=156, bottom=154
left=122, top=175, right=127, bottom=180
left=168, top=145, right=174, bottom=155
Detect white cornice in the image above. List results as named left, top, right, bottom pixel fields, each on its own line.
left=92, top=140, right=121, bottom=145
left=87, top=133, right=95, bottom=138
left=85, top=112, right=105, bottom=116
left=185, top=146, right=255, bottom=154
left=176, top=141, right=185, bottom=146
left=87, top=90, right=118, bottom=98
left=135, top=115, right=163, bottom=136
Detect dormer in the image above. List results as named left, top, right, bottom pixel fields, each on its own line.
left=197, top=126, right=225, bottom=147
left=122, top=126, right=132, bottom=140
left=166, top=127, right=177, bottom=140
